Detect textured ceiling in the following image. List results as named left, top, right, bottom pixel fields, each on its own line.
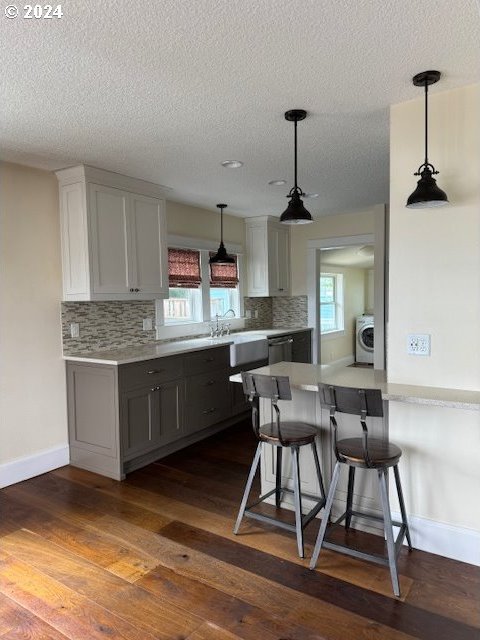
left=1, top=0, right=479, bottom=219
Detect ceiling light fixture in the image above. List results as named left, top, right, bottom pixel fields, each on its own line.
left=406, top=70, right=449, bottom=209
left=209, top=204, right=235, bottom=264
left=221, top=160, right=243, bottom=169
left=268, top=179, right=287, bottom=186
left=280, top=109, right=313, bottom=224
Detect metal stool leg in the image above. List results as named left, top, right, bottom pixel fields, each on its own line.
left=345, top=466, right=355, bottom=530
left=310, top=461, right=341, bottom=569
left=393, top=464, right=412, bottom=549
left=275, top=447, right=283, bottom=508
left=378, top=468, right=400, bottom=597
left=234, top=442, right=262, bottom=534
left=311, top=442, right=326, bottom=504
left=291, top=446, right=304, bottom=558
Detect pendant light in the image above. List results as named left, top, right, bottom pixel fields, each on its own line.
left=280, top=109, right=313, bottom=224
left=406, top=70, right=449, bottom=209
left=209, top=203, right=235, bottom=264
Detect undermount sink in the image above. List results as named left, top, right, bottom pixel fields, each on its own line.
left=197, top=334, right=268, bottom=366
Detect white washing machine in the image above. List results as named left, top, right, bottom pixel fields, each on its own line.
left=356, top=315, right=374, bottom=364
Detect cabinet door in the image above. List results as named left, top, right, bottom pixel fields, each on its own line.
left=268, top=224, right=290, bottom=296
left=246, top=222, right=268, bottom=296
left=292, top=331, right=312, bottom=363
left=157, top=378, right=184, bottom=445
left=89, top=184, right=130, bottom=295
left=129, top=194, right=168, bottom=297
left=121, top=386, right=160, bottom=460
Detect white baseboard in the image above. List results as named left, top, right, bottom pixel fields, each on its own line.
left=0, top=445, right=70, bottom=488
left=392, top=511, right=480, bottom=566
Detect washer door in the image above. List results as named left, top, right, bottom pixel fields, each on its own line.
left=359, top=325, right=374, bottom=351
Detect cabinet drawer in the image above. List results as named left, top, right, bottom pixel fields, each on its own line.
left=185, top=369, right=230, bottom=408
left=119, top=356, right=183, bottom=390
left=184, top=346, right=230, bottom=375
left=184, top=369, right=230, bottom=433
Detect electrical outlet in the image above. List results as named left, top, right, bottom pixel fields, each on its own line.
left=70, top=322, right=80, bottom=338
left=245, top=310, right=252, bottom=319
left=254, top=310, right=259, bottom=319
left=407, top=334, right=431, bottom=356
left=142, top=318, right=153, bottom=331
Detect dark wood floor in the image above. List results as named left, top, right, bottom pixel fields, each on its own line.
left=1, top=420, right=479, bottom=640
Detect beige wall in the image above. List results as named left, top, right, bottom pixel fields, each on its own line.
left=0, top=162, right=67, bottom=464
left=166, top=201, right=246, bottom=249
left=388, top=83, right=480, bottom=531
left=290, top=208, right=376, bottom=295
left=320, top=265, right=366, bottom=365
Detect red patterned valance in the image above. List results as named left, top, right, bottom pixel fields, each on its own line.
left=209, top=253, right=239, bottom=288
left=168, top=248, right=201, bottom=288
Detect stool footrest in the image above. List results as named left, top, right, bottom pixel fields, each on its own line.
left=243, top=488, right=326, bottom=534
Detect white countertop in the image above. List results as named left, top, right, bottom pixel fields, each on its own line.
left=230, top=362, right=480, bottom=411
left=63, top=327, right=312, bottom=365
left=63, top=338, right=234, bottom=365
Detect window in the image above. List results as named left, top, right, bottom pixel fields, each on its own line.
left=320, top=273, right=344, bottom=333
left=209, top=254, right=240, bottom=319
left=163, top=246, right=241, bottom=325
left=163, top=248, right=203, bottom=324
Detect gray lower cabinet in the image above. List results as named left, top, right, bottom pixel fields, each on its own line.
left=291, top=330, right=313, bottom=363
left=66, top=344, right=253, bottom=481
left=120, top=379, right=184, bottom=461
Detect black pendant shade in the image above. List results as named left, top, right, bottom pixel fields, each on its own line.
left=406, top=70, right=449, bottom=209
left=280, top=109, right=313, bottom=224
left=209, top=204, right=235, bottom=264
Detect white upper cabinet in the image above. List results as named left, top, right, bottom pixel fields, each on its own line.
left=245, top=216, right=291, bottom=297
left=56, top=165, right=168, bottom=301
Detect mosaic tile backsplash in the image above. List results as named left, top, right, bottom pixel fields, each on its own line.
left=272, top=295, right=308, bottom=328
left=62, top=301, right=157, bottom=354
left=62, top=295, right=308, bottom=354
left=243, top=297, right=273, bottom=330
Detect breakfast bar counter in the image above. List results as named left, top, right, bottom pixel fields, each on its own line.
left=230, top=362, right=480, bottom=566
left=230, top=361, right=480, bottom=410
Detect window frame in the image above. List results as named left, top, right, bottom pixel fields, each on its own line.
left=156, top=235, right=245, bottom=336
left=319, top=272, right=345, bottom=336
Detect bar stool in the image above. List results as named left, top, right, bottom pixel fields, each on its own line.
left=233, top=372, right=326, bottom=558
left=310, top=384, right=412, bottom=597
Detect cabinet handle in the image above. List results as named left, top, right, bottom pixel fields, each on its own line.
left=130, top=288, right=134, bottom=292
left=205, top=380, right=215, bottom=386
left=278, top=288, right=284, bottom=291
left=134, top=288, right=140, bottom=292
left=150, top=386, right=161, bottom=392
left=202, top=407, right=216, bottom=414
left=147, top=369, right=163, bottom=375
left=204, top=357, right=215, bottom=362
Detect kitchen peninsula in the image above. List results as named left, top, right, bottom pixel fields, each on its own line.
left=231, top=362, right=480, bottom=565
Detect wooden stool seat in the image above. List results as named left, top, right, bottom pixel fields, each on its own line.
left=259, top=421, right=317, bottom=446
left=336, top=437, right=402, bottom=468
left=234, top=372, right=326, bottom=558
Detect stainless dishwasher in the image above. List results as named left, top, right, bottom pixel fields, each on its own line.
left=268, top=335, right=293, bottom=364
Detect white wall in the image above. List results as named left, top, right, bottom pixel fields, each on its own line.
left=290, top=207, right=376, bottom=295
left=0, top=162, right=68, bottom=484
left=388, top=83, right=480, bottom=537
left=166, top=200, right=245, bottom=249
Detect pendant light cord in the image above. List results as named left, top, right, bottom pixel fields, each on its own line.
left=424, top=79, right=429, bottom=167
left=294, top=118, right=298, bottom=192
left=220, top=206, right=224, bottom=244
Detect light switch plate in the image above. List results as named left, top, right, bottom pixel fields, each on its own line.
left=407, top=333, right=431, bottom=356
left=142, top=318, right=153, bottom=331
